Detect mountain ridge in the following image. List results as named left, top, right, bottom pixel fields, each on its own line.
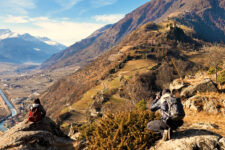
left=0, top=29, right=66, bottom=64
left=41, top=0, right=225, bottom=71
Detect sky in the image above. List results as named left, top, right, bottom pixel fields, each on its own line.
left=0, top=0, right=150, bottom=46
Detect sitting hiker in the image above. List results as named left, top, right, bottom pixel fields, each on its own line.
left=28, top=98, right=46, bottom=122
left=147, top=89, right=185, bottom=141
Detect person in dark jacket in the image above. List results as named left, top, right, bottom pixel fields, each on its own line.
left=147, top=89, right=183, bottom=141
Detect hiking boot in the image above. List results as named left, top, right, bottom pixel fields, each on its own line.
left=168, top=128, right=171, bottom=140
left=162, top=130, right=168, bottom=141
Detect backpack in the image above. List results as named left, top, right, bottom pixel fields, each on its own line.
left=166, top=96, right=185, bottom=121
left=28, top=106, right=41, bottom=122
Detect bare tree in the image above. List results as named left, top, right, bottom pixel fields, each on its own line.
left=206, top=44, right=225, bottom=83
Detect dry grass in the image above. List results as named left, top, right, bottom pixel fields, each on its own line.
left=196, top=92, right=225, bottom=100
left=184, top=109, right=225, bottom=136
left=60, top=60, right=156, bottom=120
left=118, top=59, right=156, bottom=76
left=62, top=77, right=121, bottom=114
left=102, top=94, right=133, bottom=113
left=120, top=45, right=133, bottom=53
left=183, top=72, right=211, bottom=85
left=158, top=20, right=193, bottom=33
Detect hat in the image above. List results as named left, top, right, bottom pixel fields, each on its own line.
left=162, top=89, right=170, bottom=95
left=34, top=98, right=41, bottom=104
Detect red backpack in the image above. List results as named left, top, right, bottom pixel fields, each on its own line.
left=28, top=107, right=41, bottom=122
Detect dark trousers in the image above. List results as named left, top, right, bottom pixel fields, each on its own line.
left=147, top=120, right=168, bottom=135
left=147, top=119, right=183, bottom=135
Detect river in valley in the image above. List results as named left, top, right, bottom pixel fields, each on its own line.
left=0, top=89, right=17, bottom=132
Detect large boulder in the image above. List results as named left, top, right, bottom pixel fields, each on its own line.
left=150, top=129, right=224, bottom=150
left=169, top=79, right=190, bottom=93
left=0, top=117, right=74, bottom=150
left=180, top=79, right=218, bottom=98
left=183, top=95, right=223, bottom=114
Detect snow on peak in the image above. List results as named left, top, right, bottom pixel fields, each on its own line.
left=34, top=48, right=41, bottom=51
left=0, top=29, right=11, bottom=35
left=0, top=29, right=18, bottom=40
left=37, top=36, right=58, bottom=46
left=44, top=40, right=58, bottom=46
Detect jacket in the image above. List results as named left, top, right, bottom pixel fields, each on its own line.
left=31, top=104, right=46, bottom=118
left=150, top=93, right=171, bottom=121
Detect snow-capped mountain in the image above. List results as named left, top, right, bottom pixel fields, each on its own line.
left=0, top=29, right=66, bottom=64
left=0, top=29, right=18, bottom=40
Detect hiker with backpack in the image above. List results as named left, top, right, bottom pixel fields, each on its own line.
left=28, top=98, right=46, bottom=122
left=147, top=89, right=185, bottom=141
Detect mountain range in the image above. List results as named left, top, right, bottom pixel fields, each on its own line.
left=1, top=0, right=225, bottom=149
left=38, top=0, right=225, bottom=121
left=0, top=29, right=66, bottom=64
left=41, top=0, right=225, bottom=70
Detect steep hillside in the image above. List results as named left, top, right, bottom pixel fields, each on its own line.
left=41, top=0, right=225, bottom=70
left=40, top=21, right=204, bottom=123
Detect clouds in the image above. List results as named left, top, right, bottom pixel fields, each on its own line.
left=91, top=0, right=118, bottom=8
left=1, top=13, right=124, bottom=45
left=94, top=14, right=124, bottom=23
left=1, top=16, right=104, bottom=46
left=32, top=19, right=104, bottom=46
left=4, top=16, right=29, bottom=24
left=0, top=0, right=129, bottom=46
left=54, top=0, right=118, bottom=10
left=54, top=0, right=83, bottom=11
left=0, top=0, right=36, bottom=15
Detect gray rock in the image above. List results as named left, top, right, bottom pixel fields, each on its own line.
left=219, top=138, right=225, bottom=149
left=203, top=100, right=219, bottom=114
left=88, top=90, right=111, bottom=117
left=181, top=79, right=218, bottom=98
left=181, top=85, right=196, bottom=98
left=0, top=117, right=73, bottom=150
left=169, top=79, right=190, bottom=93
left=184, top=96, right=202, bottom=112
left=221, top=108, right=225, bottom=115
left=184, top=96, right=221, bottom=114
left=222, top=100, right=225, bottom=107
left=150, top=129, right=222, bottom=150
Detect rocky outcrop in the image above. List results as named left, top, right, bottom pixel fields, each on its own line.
left=150, top=129, right=224, bottom=150
left=169, top=79, right=190, bottom=93
left=0, top=117, right=74, bottom=150
left=88, top=90, right=113, bottom=118
left=184, top=95, right=225, bottom=114
left=180, top=79, right=218, bottom=98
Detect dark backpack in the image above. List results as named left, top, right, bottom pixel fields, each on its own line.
left=166, top=96, right=185, bottom=121
left=28, top=107, right=41, bottom=122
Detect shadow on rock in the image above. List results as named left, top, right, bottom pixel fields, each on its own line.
left=172, top=129, right=222, bottom=140
left=151, top=128, right=224, bottom=150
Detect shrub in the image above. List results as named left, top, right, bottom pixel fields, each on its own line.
left=218, top=70, right=225, bottom=84
left=109, top=68, right=116, bottom=74
left=208, top=66, right=222, bottom=75
left=122, top=71, right=157, bottom=102
left=79, top=110, right=161, bottom=149
left=136, top=99, right=147, bottom=111
left=103, top=88, right=118, bottom=98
